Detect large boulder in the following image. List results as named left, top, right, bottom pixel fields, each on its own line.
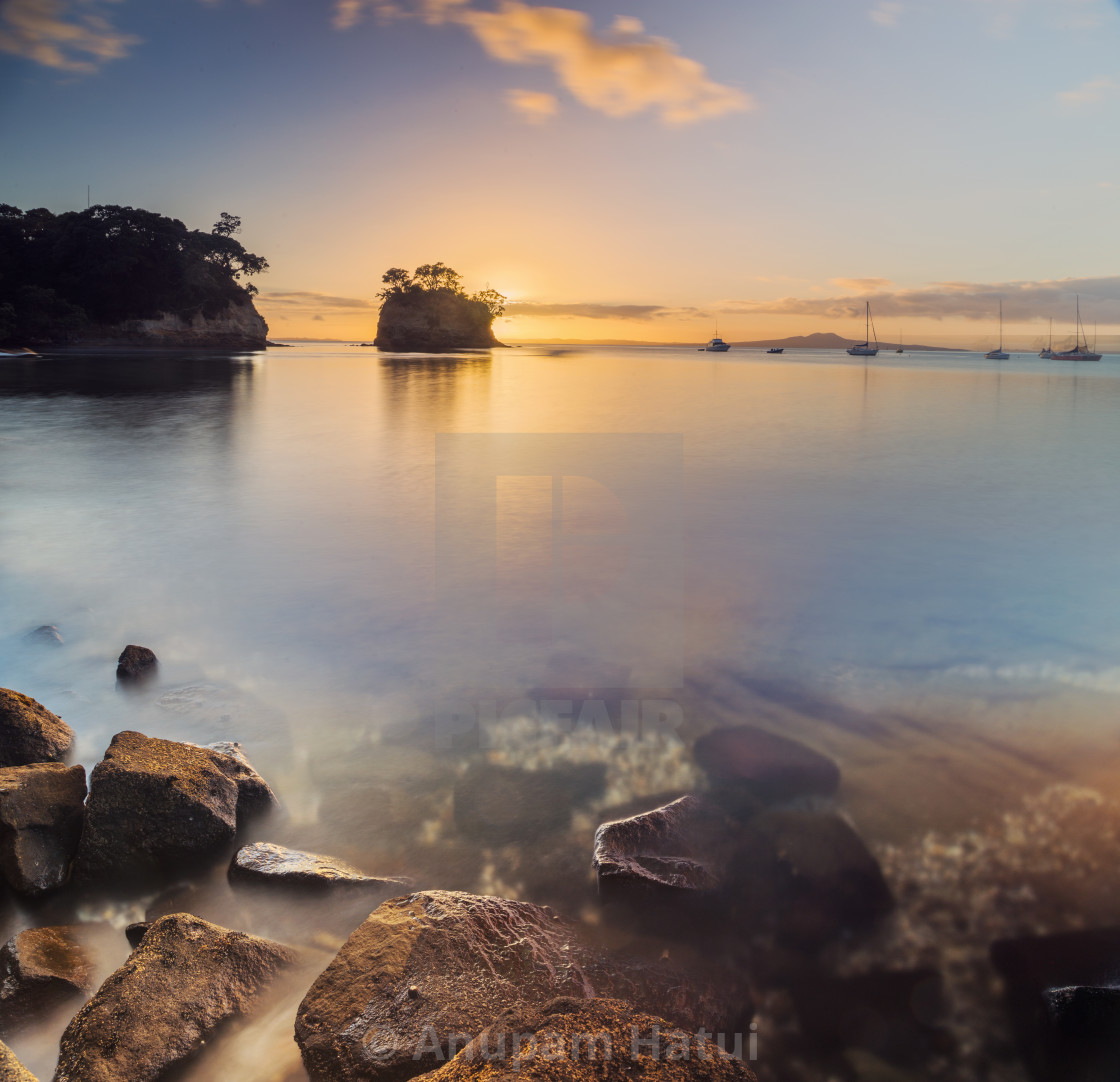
left=0, top=763, right=86, bottom=895
left=418, top=997, right=758, bottom=1080
left=0, top=691, right=73, bottom=767
left=295, top=890, right=750, bottom=1082
left=0, top=1039, right=36, bottom=1081
left=230, top=842, right=411, bottom=892
left=53, top=913, right=296, bottom=1082
left=75, top=731, right=274, bottom=884
left=693, top=726, right=840, bottom=804
left=0, top=926, right=96, bottom=1033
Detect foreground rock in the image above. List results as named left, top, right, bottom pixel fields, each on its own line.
left=54, top=913, right=295, bottom=1082
left=76, top=731, right=274, bottom=884
left=0, top=1040, right=36, bottom=1082
left=115, top=645, right=158, bottom=683
left=0, top=763, right=86, bottom=894
left=0, top=690, right=73, bottom=767
left=419, top=997, right=758, bottom=1081
left=0, top=926, right=95, bottom=1033
left=198, top=741, right=278, bottom=817
left=693, top=726, right=840, bottom=804
left=230, top=842, right=411, bottom=891
left=296, top=890, right=750, bottom=1082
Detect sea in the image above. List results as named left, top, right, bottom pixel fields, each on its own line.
left=3, top=342, right=1120, bottom=1080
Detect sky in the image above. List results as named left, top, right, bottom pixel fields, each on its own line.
left=2, top=0, right=1119, bottom=346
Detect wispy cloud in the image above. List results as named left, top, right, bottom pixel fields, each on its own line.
left=506, top=87, right=559, bottom=122
left=1057, top=75, right=1117, bottom=108
left=260, top=290, right=377, bottom=310
left=869, top=2, right=903, bottom=28
left=830, top=277, right=894, bottom=293
left=506, top=302, right=705, bottom=320
left=719, top=277, right=1120, bottom=322
left=0, top=0, right=140, bottom=72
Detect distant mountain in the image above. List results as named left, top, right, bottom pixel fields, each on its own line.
left=730, top=331, right=954, bottom=352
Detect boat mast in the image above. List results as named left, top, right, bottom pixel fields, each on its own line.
left=998, top=299, right=1003, bottom=353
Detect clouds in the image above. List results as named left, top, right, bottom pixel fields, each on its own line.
left=506, top=302, right=704, bottom=321
left=1057, top=75, right=1117, bottom=108
left=260, top=290, right=377, bottom=311
left=869, top=2, right=903, bottom=28
left=506, top=87, right=559, bottom=123
left=0, top=0, right=139, bottom=72
left=434, top=1, right=752, bottom=124
left=720, top=277, right=1120, bottom=323
left=830, top=277, right=894, bottom=293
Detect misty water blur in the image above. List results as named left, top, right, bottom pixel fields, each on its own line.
left=3, top=343, right=1120, bottom=1079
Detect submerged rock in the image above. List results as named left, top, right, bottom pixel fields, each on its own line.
left=419, top=997, right=758, bottom=1081
left=0, top=762, right=86, bottom=895
left=75, top=731, right=266, bottom=884
left=731, top=810, right=893, bottom=949
left=0, top=926, right=96, bottom=1033
left=230, top=842, right=411, bottom=891
left=54, top=913, right=296, bottom=1082
left=24, top=626, right=63, bottom=647
left=0, top=1039, right=36, bottom=1082
left=295, top=890, right=750, bottom=1082
left=115, top=645, right=158, bottom=683
left=0, top=690, right=73, bottom=768
left=454, top=762, right=605, bottom=845
left=693, top=726, right=840, bottom=804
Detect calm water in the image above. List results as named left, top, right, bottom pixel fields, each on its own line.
left=3, top=343, right=1120, bottom=1079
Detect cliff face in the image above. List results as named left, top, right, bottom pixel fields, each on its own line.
left=75, top=299, right=268, bottom=350
left=373, top=291, right=504, bottom=352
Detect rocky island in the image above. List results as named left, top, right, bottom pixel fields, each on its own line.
left=0, top=205, right=269, bottom=350
left=373, top=262, right=506, bottom=351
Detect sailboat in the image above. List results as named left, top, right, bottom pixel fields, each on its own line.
left=896, top=329, right=904, bottom=354
left=847, top=301, right=879, bottom=356
left=985, top=300, right=1009, bottom=360
left=1039, top=317, right=1054, bottom=359
left=1052, top=295, right=1102, bottom=361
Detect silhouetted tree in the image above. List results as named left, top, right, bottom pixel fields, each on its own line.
left=471, top=287, right=507, bottom=319
left=412, top=262, right=463, bottom=293
left=0, top=204, right=269, bottom=344
left=378, top=267, right=414, bottom=298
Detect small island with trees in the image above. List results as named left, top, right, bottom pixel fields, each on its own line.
left=0, top=205, right=269, bottom=349
left=373, top=263, right=506, bottom=352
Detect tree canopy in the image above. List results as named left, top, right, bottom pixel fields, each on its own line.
left=0, top=204, right=268, bottom=344
left=378, top=262, right=506, bottom=319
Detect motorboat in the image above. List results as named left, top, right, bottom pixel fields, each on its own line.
left=703, top=337, right=730, bottom=352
